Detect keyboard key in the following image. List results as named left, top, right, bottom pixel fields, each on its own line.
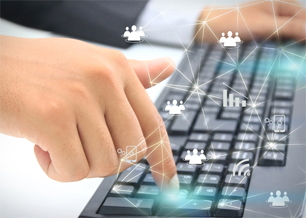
left=239, top=123, right=261, bottom=133
left=274, top=90, right=293, bottom=100
left=180, top=150, right=188, bottom=160
left=194, top=114, right=238, bottom=133
left=186, top=102, right=202, bottom=111
left=273, top=101, right=292, bottom=107
left=244, top=108, right=263, bottom=116
left=234, top=142, right=256, bottom=151
left=157, top=198, right=212, bottom=217
left=185, top=142, right=206, bottom=150
left=215, top=199, right=243, bottom=217
left=213, top=133, right=233, bottom=142
left=224, top=106, right=242, bottom=112
left=202, top=163, right=224, bottom=175
left=189, top=133, right=209, bottom=142
left=177, top=163, right=197, bottom=175
left=227, top=163, right=236, bottom=173
left=110, top=184, right=134, bottom=197
left=262, top=142, right=286, bottom=152
left=143, top=173, right=155, bottom=184
left=207, top=151, right=228, bottom=163
left=169, top=136, right=188, bottom=147
left=220, top=111, right=241, bottom=119
left=169, top=136, right=187, bottom=154
left=118, top=164, right=146, bottom=184
left=205, top=97, right=222, bottom=106
left=99, top=197, right=154, bottom=215
left=259, top=151, right=285, bottom=166
left=270, top=107, right=291, bottom=116
left=203, top=106, right=220, bottom=114
left=159, top=111, right=171, bottom=120
left=266, top=133, right=288, bottom=143
left=170, top=111, right=197, bottom=134
left=173, top=155, right=179, bottom=163
left=176, top=189, right=189, bottom=199
left=237, top=133, right=258, bottom=142
left=225, top=175, right=249, bottom=188
left=242, top=115, right=262, bottom=124
left=136, top=185, right=159, bottom=198
left=194, top=186, right=217, bottom=198
left=177, top=174, right=193, bottom=186
left=221, top=187, right=246, bottom=199
left=197, top=174, right=220, bottom=186
left=170, top=143, right=183, bottom=155
left=231, top=151, right=253, bottom=162
left=209, top=141, right=231, bottom=151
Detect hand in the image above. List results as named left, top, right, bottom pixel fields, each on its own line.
left=195, top=0, right=305, bottom=43
left=0, top=36, right=179, bottom=195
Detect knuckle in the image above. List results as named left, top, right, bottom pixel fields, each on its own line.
left=87, top=64, right=121, bottom=90
left=112, top=50, right=128, bottom=64
left=68, top=82, right=91, bottom=101
left=65, top=167, right=89, bottom=181
left=97, top=149, right=120, bottom=177
left=99, top=159, right=119, bottom=176
left=40, top=98, right=67, bottom=121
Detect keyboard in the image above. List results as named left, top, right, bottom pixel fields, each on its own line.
left=80, top=41, right=306, bottom=218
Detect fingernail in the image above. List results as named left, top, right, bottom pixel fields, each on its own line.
left=161, top=174, right=180, bottom=196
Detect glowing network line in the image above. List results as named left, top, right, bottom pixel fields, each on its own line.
left=116, top=0, right=306, bottom=214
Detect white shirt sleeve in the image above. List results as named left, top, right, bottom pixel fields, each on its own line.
left=136, top=0, right=203, bottom=48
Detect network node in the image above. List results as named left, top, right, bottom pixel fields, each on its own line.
left=268, top=142, right=275, bottom=149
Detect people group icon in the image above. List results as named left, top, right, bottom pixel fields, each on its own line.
left=122, top=25, right=146, bottom=43
left=164, top=100, right=186, bottom=115
left=267, top=190, right=291, bottom=208
left=219, top=31, right=242, bottom=48
left=184, top=149, right=206, bottom=165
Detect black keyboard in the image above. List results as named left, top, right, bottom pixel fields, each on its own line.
left=80, top=42, right=306, bottom=218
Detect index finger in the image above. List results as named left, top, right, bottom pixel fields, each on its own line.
left=124, top=69, right=179, bottom=196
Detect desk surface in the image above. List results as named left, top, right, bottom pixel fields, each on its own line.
left=1, top=18, right=306, bottom=218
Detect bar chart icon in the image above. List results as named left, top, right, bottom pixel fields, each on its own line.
left=223, top=90, right=247, bottom=107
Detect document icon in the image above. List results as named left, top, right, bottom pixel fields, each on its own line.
left=126, top=146, right=137, bottom=163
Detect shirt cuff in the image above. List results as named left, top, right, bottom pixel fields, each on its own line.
left=136, top=0, right=203, bottom=47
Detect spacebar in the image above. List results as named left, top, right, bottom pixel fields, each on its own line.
left=98, top=197, right=154, bottom=215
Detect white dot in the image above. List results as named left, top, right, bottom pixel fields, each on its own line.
left=203, top=21, right=206, bottom=24
left=252, top=104, right=256, bottom=108
left=268, top=143, right=275, bottom=149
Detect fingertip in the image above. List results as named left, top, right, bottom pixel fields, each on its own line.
left=160, top=173, right=180, bottom=196
left=147, top=57, right=176, bottom=78
left=34, top=144, right=51, bottom=174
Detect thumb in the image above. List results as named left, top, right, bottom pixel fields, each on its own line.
left=128, top=57, right=176, bottom=89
